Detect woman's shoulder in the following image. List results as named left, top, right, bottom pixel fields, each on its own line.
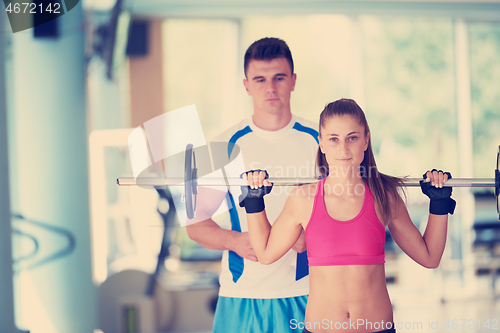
left=372, top=182, right=406, bottom=227
left=284, top=183, right=317, bottom=225
left=289, top=182, right=318, bottom=200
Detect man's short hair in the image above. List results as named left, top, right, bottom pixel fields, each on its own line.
left=244, top=37, right=294, bottom=77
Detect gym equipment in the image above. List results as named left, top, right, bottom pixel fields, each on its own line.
left=98, top=269, right=218, bottom=333
left=118, top=145, right=500, bottom=220
left=184, top=144, right=197, bottom=220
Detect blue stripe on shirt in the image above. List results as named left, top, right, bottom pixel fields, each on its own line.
left=226, top=125, right=253, bottom=283
left=228, top=125, right=252, bottom=158
left=292, top=121, right=319, bottom=144
left=292, top=121, right=318, bottom=280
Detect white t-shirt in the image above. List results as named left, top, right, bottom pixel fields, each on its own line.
left=212, top=115, right=319, bottom=299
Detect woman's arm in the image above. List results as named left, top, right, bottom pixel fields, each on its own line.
left=388, top=170, right=455, bottom=269
left=247, top=189, right=305, bottom=264
left=388, top=196, right=448, bottom=268
left=242, top=170, right=307, bottom=264
left=186, top=187, right=258, bottom=261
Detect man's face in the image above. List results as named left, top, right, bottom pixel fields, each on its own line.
left=243, top=58, right=296, bottom=116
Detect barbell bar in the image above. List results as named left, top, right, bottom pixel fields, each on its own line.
left=118, top=144, right=500, bottom=220
left=117, top=176, right=496, bottom=188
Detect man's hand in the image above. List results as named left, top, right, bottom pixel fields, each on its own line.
left=231, top=231, right=258, bottom=262
left=291, top=230, right=306, bottom=253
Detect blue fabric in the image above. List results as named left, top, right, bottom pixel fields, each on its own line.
left=225, top=126, right=252, bottom=283
left=227, top=192, right=244, bottom=282
left=228, top=125, right=252, bottom=157
left=292, top=122, right=319, bottom=144
left=213, top=295, right=308, bottom=333
left=291, top=121, right=318, bottom=281
left=295, top=251, right=309, bottom=281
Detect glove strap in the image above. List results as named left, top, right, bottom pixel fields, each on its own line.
left=238, top=185, right=273, bottom=214
left=241, top=197, right=265, bottom=214
left=430, top=198, right=456, bottom=215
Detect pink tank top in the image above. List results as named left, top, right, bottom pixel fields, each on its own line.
left=305, top=178, right=386, bottom=266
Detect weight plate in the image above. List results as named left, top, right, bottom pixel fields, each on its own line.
left=192, top=152, right=197, bottom=211
left=185, top=144, right=196, bottom=220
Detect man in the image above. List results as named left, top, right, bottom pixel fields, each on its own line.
left=186, top=37, right=319, bottom=333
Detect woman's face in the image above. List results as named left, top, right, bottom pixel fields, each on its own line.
left=319, top=115, right=370, bottom=171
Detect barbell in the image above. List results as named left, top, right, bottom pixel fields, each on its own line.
left=118, top=144, right=500, bottom=221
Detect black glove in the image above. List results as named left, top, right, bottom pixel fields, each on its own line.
left=238, top=170, right=273, bottom=214
left=420, top=169, right=456, bottom=215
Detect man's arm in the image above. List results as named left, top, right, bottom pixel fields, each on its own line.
left=185, top=187, right=258, bottom=261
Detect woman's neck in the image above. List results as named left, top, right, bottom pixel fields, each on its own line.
left=324, top=166, right=365, bottom=197
left=326, top=166, right=365, bottom=184
left=324, top=170, right=365, bottom=198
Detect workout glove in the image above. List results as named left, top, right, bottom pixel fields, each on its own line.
left=239, top=170, right=273, bottom=214
left=420, top=169, right=456, bottom=215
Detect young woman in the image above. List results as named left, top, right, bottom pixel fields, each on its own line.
left=239, top=99, right=456, bottom=333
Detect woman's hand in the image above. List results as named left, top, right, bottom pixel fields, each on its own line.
left=243, top=170, right=305, bottom=265
left=420, top=169, right=456, bottom=215
left=242, top=169, right=272, bottom=189
left=422, top=169, right=450, bottom=188
left=239, top=170, right=273, bottom=214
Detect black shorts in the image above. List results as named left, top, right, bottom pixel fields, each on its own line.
left=302, top=327, right=396, bottom=333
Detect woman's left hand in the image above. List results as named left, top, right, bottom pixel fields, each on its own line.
left=420, top=169, right=456, bottom=215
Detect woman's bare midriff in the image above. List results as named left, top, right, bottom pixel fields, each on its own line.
left=304, top=264, right=393, bottom=333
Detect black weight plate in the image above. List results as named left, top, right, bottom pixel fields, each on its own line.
left=185, top=144, right=196, bottom=219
